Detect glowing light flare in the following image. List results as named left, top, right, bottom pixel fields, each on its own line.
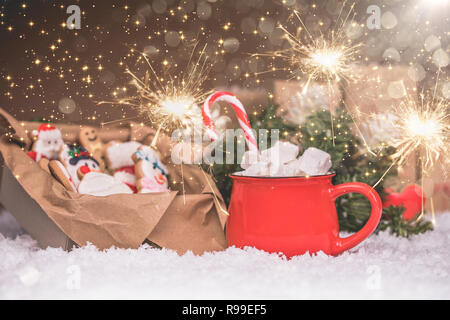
left=312, top=50, right=342, bottom=69
left=369, top=91, right=449, bottom=223
left=160, top=96, right=196, bottom=119
left=281, top=26, right=360, bottom=85
left=259, top=4, right=361, bottom=86
left=252, top=2, right=366, bottom=149
left=307, top=46, right=347, bottom=80
left=406, top=114, right=441, bottom=140
left=390, top=95, right=449, bottom=170
left=98, top=44, right=211, bottom=146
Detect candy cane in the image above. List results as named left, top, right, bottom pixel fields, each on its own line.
left=202, top=91, right=258, bottom=152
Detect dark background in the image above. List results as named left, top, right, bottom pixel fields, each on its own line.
left=0, top=0, right=448, bottom=125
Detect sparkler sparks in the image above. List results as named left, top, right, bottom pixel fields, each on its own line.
left=390, top=94, right=449, bottom=171
left=248, top=2, right=363, bottom=137
left=255, top=2, right=366, bottom=148
left=99, top=44, right=212, bottom=146
left=372, top=89, right=449, bottom=198
left=262, top=2, right=361, bottom=90
left=380, top=92, right=449, bottom=223
left=97, top=44, right=214, bottom=204
left=278, top=11, right=361, bottom=87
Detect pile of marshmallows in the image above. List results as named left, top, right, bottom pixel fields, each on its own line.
left=237, top=141, right=332, bottom=177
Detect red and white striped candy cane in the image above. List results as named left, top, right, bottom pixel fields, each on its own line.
left=202, top=91, right=258, bottom=152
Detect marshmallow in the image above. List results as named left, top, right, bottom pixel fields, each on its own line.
left=269, top=162, right=294, bottom=177
left=260, top=141, right=299, bottom=165
left=284, top=159, right=307, bottom=176
left=240, top=150, right=261, bottom=169
left=241, top=162, right=270, bottom=176
left=297, top=147, right=332, bottom=176
left=236, top=143, right=331, bottom=178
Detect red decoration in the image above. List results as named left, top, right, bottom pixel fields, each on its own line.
left=32, top=123, right=57, bottom=137
left=27, top=151, right=47, bottom=162
left=79, top=165, right=91, bottom=175
left=383, top=185, right=426, bottom=220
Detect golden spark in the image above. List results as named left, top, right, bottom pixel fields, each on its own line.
left=372, top=91, right=449, bottom=223
left=99, top=44, right=211, bottom=147
left=390, top=94, right=449, bottom=171
left=279, top=12, right=360, bottom=87
left=255, top=2, right=367, bottom=148
left=372, top=90, right=449, bottom=194
left=259, top=2, right=361, bottom=90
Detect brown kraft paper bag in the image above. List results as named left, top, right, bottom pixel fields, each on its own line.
left=0, top=108, right=228, bottom=254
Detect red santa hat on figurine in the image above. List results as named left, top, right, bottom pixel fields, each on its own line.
left=28, top=123, right=64, bottom=162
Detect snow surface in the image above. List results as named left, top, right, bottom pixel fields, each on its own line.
left=0, top=209, right=449, bottom=299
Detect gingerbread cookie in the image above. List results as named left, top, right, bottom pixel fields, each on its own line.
left=48, top=160, right=78, bottom=192
left=77, top=172, right=133, bottom=196
left=104, top=141, right=142, bottom=193
left=59, top=144, right=102, bottom=188
left=133, top=146, right=169, bottom=193
left=37, top=158, right=50, bottom=174
left=27, top=123, right=64, bottom=162
left=78, top=126, right=105, bottom=170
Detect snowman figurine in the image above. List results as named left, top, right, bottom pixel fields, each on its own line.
left=59, top=144, right=101, bottom=187
left=133, top=146, right=170, bottom=193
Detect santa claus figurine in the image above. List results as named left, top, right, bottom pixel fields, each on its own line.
left=27, top=123, right=64, bottom=162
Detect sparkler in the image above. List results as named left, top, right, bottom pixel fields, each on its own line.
left=99, top=44, right=212, bottom=148
left=129, top=48, right=228, bottom=214
left=262, top=2, right=361, bottom=92
left=259, top=2, right=367, bottom=148
left=98, top=44, right=224, bottom=209
left=373, top=90, right=449, bottom=223
left=389, top=94, right=449, bottom=171
left=277, top=10, right=361, bottom=91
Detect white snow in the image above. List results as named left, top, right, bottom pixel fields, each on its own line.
left=1, top=209, right=449, bottom=299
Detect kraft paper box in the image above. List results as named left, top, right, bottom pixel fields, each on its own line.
left=0, top=108, right=227, bottom=253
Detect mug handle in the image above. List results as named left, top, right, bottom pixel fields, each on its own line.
left=329, top=182, right=382, bottom=255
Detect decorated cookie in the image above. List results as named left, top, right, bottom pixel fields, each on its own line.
left=37, top=158, right=50, bottom=174
left=133, top=146, right=169, bottom=193
left=59, top=144, right=102, bottom=187
left=77, top=172, right=133, bottom=197
left=48, top=160, right=78, bottom=192
left=104, top=141, right=142, bottom=169
left=27, top=123, right=64, bottom=162
left=78, top=126, right=105, bottom=170
left=104, top=141, right=142, bottom=193
left=76, top=161, right=103, bottom=181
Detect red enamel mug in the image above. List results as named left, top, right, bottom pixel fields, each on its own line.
left=227, top=173, right=382, bottom=257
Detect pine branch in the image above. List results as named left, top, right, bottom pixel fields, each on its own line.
left=377, top=206, right=434, bottom=237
